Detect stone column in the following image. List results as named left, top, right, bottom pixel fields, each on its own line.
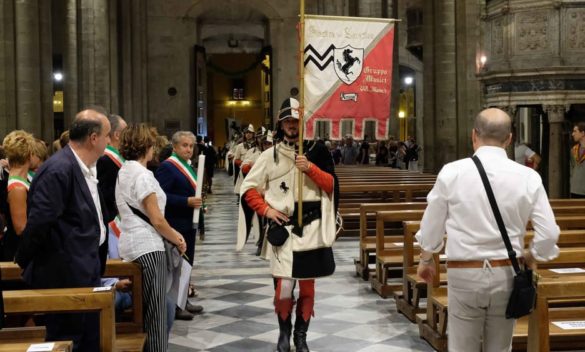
left=64, top=0, right=79, bottom=125
left=15, top=0, right=42, bottom=135
left=79, top=0, right=111, bottom=110
left=39, top=0, right=54, bottom=141
left=544, top=104, right=568, bottom=198
left=0, top=0, right=17, bottom=136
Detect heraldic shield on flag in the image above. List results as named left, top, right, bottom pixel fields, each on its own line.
left=303, top=15, right=395, bottom=140
left=334, top=45, right=364, bottom=85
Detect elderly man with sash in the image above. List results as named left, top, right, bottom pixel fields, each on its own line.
left=97, top=114, right=127, bottom=258
left=155, top=131, right=204, bottom=321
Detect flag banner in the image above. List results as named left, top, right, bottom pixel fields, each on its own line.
left=303, top=15, right=395, bottom=140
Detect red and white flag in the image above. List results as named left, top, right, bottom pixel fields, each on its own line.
left=303, top=15, right=395, bottom=140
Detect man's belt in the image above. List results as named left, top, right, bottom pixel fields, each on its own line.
left=447, top=258, right=525, bottom=269
left=290, top=201, right=321, bottom=237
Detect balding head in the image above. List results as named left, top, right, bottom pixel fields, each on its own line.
left=69, top=109, right=111, bottom=166
left=473, top=108, right=512, bottom=147
left=70, top=109, right=109, bottom=143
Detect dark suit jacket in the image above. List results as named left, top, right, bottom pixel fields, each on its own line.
left=16, top=146, right=108, bottom=288
left=97, top=154, right=120, bottom=223
left=155, top=159, right=196, bottom=234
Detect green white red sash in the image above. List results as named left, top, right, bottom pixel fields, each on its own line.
left=108, top=215, right=122, bottom=238
left=167, top=153, right=197, bottom=191
left=7, top=175, right=30, bottom=192
left=104, top=145, right=125, bottom=168
left=27, top=170, right=35, bottom=183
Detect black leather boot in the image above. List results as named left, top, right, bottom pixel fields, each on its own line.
left=293, top=316, right=310, bottom=352
left=276, top=316, right=292, bottom=352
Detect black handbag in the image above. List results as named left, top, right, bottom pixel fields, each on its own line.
left=267, top=221, right=289, bottom=246
left=472, top=156, right=536, bottom=319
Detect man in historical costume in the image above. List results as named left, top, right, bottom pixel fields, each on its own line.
left=232, top=124, right=255, bottom=189
left=236, top=128, right=273, bottom=255
left=16, top=109, right=111, bottom=352
left=155, top=131, right=204, bottom=321
left=240, top=98, right=339, bottom=352
left=97, top=114, right=127, bottom=258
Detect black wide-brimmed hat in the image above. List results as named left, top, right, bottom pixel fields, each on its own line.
left=278, top=97, right=299, bottom=121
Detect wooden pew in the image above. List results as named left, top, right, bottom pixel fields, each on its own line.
left=0, top=260, right=146, bottom=351
left=370, top=209, right=425, bottom=297
left=417, top=247, right=585, bottom=352
left=0, top=259, right=144, bottom=334
left=0, top=341, right=73, bottom=352
left=3, top=288, right=115, bottom=351
left=397, top=221, right=585, bottom=323
left=354, top=203, right=427, bottom=280
left=525, top=273, right=585, bottom=352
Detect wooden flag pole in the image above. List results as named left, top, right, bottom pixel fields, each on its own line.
left=297, top=0, right=305, bottom=226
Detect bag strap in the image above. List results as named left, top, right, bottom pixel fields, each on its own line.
left=471, top=155, right=521, bottom=274
left=127, top=203, right=153, bottom=227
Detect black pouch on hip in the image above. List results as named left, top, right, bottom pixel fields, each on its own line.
left=267, top=222, right=289, bottom=246
left=505, top=268, right=536, bottom=319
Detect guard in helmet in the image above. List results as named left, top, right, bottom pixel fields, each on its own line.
left=240, top=97, right=339, bottom=352
left=236, top=127, right=274, bottom=255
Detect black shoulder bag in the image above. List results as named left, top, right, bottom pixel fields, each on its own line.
left=472, top=155, right=536, bottom=319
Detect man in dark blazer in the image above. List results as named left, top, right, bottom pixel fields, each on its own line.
left=155, top=130, right=204, bottom=320
left=16, top=108, right=111, bottom=352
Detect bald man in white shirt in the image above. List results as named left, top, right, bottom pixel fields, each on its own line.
left=416, top=108, right=560, bottom=352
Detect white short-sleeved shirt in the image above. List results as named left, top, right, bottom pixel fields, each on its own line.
left=116, top=160, right=166, bottom=261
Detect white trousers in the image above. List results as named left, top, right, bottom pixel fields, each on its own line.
left=447, top=263, right=516, bottom=352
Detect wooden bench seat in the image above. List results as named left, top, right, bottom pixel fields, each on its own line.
left=417, top=247, right=585, bottom=352
left=0, top=341, right=73, bottom=352
left=0, top=260, right=146, bottom=351
left=354, top=203, right=428, bottom=280
left=371, top=209, right=426, bottom=297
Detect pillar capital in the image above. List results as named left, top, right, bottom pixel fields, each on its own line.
left=543, top=104, right=570, bottom=123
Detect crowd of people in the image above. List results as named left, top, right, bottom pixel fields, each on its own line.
left=322, top=134, right=421, bottom=170
left=0, top=100, right=583, bottom=352
left=0, top=107, right=212, bottom=351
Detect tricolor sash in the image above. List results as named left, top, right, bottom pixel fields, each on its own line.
left=108, top=215, right=122, bottom=238
left=572, top=144, right=585, bottom=165
left=104, top=145, right=125, bottom=168
left=7, top=175, right=30, bottom=192
left=167, top=153, right=197, bottom=191
left=27, top=170, right=35, bottom=183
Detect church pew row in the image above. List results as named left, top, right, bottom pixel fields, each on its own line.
left=360, top=202, right=585, bottom=298
left=417, top=247, right=585, bottom=351
left=525, top=272, right=585, bottom=352
left=397, top=220, right=585, bottom=323
left=353, top=203, right=429, bottom=280
left=0, top=260, right=146, bottom=351
left=3, top=288, right=116, bottom=351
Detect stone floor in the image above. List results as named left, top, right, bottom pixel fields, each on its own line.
left=168, top=171, right=434, bottom=352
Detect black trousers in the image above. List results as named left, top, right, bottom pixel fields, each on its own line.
left=45, top=312, right=99, bottom=352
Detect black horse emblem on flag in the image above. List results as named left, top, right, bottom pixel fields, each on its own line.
left=334, top=45, right=364, bottom=85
